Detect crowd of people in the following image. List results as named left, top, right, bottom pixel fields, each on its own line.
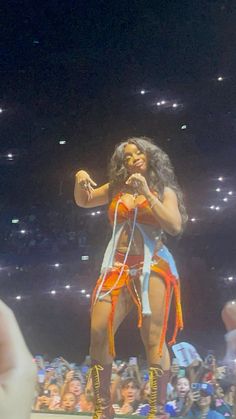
left=33, top=351, right=235, bottom=417
left=0, top=200, right=104, bottom=256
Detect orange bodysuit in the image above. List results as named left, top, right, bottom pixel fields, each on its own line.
left=91, top=193, right=183, bottom=357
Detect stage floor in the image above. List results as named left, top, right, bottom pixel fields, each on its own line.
left=31, top=414, right=91, bottom=419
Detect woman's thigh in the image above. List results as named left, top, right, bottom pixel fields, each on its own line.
left=90, top=287, right=134, bottom=340
left=140, top=273, right=168, bottom=343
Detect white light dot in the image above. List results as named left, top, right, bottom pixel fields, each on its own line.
left=191, top=218, right=196, bottom=222
left=59, top=140, right=67, bottom=145
left=0, top=108, right=3, bottom=113
left=228, top=191, right=233, bottom=195
left=172, top=103, right=178, bottom=108
left=140, top=90, right=145, bottom=95
left=181, top=125, right=187, bottom=130
left=20, top=230, right=26, bottom=234
left=217, top=76, right=223, bottom=81
left=157, top=102, right=161, bottom=106
left=51, top=290, right=56, bottom=295
left=16, top=295, right=21, bottom=300
left=161, top=100, right=166, bottom=105
left=12, top=219, right=19, bottom=224
left=216, top=188, right=221, bottom=192
left=65, top=285, right=71, bottom=289
left=232, top=301, right=235, bottom=305
left=228, top=276, right=233, bottom=281
left=81, top=289, right=86, bottom=294
left=91, top=212, right=96, bottom=216
left=215, top=206, right=220, bottom=211
left=223, top=197, right=228, bottom=202
left=54, top=263, right=60, bottom=268
left=7, top=153, right=13, bottom=158
left=210, top=205, right=215, bottom=210
left=86, top=294, right=90, bottom=298
left=218, top=177, right=223, bottom=181
left=96, top=211, right=101, bottom=214
left=81, top=255, right=89, bottom=261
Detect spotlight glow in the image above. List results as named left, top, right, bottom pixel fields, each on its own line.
left=228, top=191, right=233, bottom=195
left=223, top=197, right=228, bottom=202
left=217, top=76, right=223, bottom=81
left=157, top=102, right=161, bottom=106
left=16, top=295, right=21, bottom=300
left=12, top=219, right=19, bottom=224
left=181, top=125, right=187, bottom=130
left=191, top=218, right=196, bottom=222
left=218, top=177, right=223, bottom=181
left=51, top=290, right=56, bottom=295
left=161, top=100, right=166, bottom=105
left=216, top=188, right=221, bottom=192
left=65, top=285, right=71, bottom=289
left=210, top=205, right=215, bottom=210
left=140, top=90, right=146, bottom=95
left=54, top=263, right=60, bottom=268
left=228, top=276, right=233, bottom=281
left=81, top=289, right=86, bottom=294
left=172, top=103, right=178, bottom=108
left=215, top=206, right=220, bottom=211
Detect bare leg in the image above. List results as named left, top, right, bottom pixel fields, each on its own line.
left=140, top=274, right=170, bottom=370
left=140, top=274, right=171, bottom=416
left=222, top=301, right=236, bottom=363
left=90, top=287, right=134, bottom=364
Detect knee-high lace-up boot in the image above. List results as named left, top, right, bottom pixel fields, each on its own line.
left=90, top=361, right=114, bottom=419
left=148, top=365, right=170, bottom=419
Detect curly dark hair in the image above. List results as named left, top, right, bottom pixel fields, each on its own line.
left=108, top=136, right=188, bottom=231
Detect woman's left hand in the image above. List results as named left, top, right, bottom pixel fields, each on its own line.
left=125, top=173, right=150, bottom=196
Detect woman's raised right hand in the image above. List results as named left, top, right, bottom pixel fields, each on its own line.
left=75, top=170, right=97, bottom=199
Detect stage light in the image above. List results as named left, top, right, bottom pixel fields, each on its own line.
left=51, top=290, right=56, bottom=295
left=210, top=205, right=215, bottom=210
left=172, top=103, right=178, bottom=108
left=181, top=125, right=187, bottom=130
left=231, top=301, right=235, bottom=305
left=217, top=76, right=223, bottom=81
left=216, top=188, right=221, bottom=192
left=91, top=212, right=96, bottom=216
left=86, top=294, right=90, bottom=298
left=140, top=90, right=146, bottom=95
left=157, top=102, right=161, bottom=106
left=54, top=263, right=60, bottom=268
left=81, top=289, right=86, bottom=294
left=161, top=100, right=166, bottom=105
left=228, top=276, right=233, bottom=281
left=0, top=108, right=3, bottom=113
left=81, top=255, right=89, bottom=261
left=215, top=206, right=220, bottom=211
left=7, top=153, right=13, bottom=159
left=96, top=211, right=101, bottom=214
left=65, top=285, right=71, bottom=289
left=191, top=218, right=196, bottom=222
left=59, top=140, right=67, bottom=145
left=20, top=230, right=26, bottom=234
left=16, top=295, right=21, bottom=300
left=223, top=197, right=228, bottom=202
left=228, top=191, right=233, bottom=195
left=12, top=219, right=19, bottom=224
left=218, top=177, right=223, bottom=181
